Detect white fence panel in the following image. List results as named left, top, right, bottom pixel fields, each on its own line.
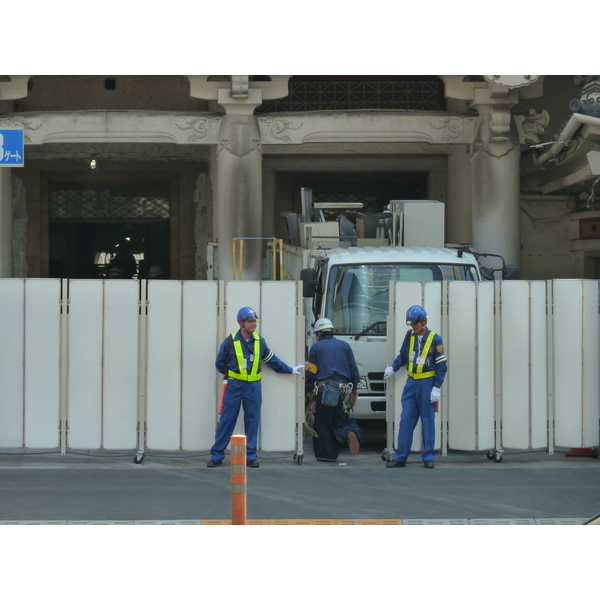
left=424, top=282, right=443, bottom=452
left=67, top=280, right=103, bottom=449
left=501, top=281, right=534, bottom=449
left=552, top=280, right=580, bottom=446
left=582, top=280, right=599, bottom=447
left=553, top=280, right=599, bottom=448
left=146, top=281, right=183, bottom=450
left=476, top=282, right=495, bottom=451
left=530, top=282, right=549, bottom=449
left=181, top=281, right=218, bottom=450
left=102, top=280, right=139, bottom=449
left=24, top=279, right=61, bottom=448
left=447, top=282, right=478, bottom=450
left=260, top=281, right=300, bottom=451
left=0, top=279, right=24, bottom=446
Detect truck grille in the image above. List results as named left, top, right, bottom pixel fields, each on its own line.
left=368, top=372, right=385, bottom=392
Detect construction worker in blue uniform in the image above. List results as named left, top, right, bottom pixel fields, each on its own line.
left=207, top=306, right=304, bottom=469
left=383, top=305, right=447, bottom=469
left=305, top=318, right=362, bottom=461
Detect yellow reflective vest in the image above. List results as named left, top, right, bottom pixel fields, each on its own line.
left=227, top=332, right=262, bottom=382
left=407, top=331, right=436, bottom=380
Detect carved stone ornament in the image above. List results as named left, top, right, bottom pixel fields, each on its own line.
left=217, top=117, right=262, bottom=159
left=175, top=116, right=221, bottom=142
left=514, top=109, right=550, bottom=144
left=259, top=117, right=303, bottom=143
left=0, top=116, right=42, bottom=143
left=431, top=116, right=474, bottom=141
left=483, top=75, right=539, bottom=89
left=471, top=113, right=519, bottom=159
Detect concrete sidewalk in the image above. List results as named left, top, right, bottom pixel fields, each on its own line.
left=1, top=432, right=599, bottom=524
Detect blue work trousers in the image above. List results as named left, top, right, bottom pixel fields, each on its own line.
left=393, top=376, right=436, bottom=463
left=210, top=379, right=262, bottom=461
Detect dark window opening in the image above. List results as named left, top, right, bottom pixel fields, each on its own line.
left=48, top=179, right=171, bottom=279
left=104, top=78, right=116, bottom=90
left=259, top=76, right=445, bottom=113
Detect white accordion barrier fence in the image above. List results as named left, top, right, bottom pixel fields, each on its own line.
left=0, top=279, right=304, bottom=457
left=386, top=280, right=600, bottom=457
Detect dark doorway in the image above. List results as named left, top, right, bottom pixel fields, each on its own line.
left=45, top=174, right=175, bottom=279
left=49, top=221, right=170, bottom=279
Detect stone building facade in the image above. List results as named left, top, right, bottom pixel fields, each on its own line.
left=1, top=74, right=599, bottom=281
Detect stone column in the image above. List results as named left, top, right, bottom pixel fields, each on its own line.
left=187, top=76, right=291, bottom=281
left=0, top=167, right=12, bottom=277
left=470, top=101, right=522, bottom=270
left=217, top=113, right=263, bottom=280
left=442, top=76, right=546, bottom=273
left=446, top=152, right=472, bottom=245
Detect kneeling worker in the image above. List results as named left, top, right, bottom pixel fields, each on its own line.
left=305, top=318, right=362, bottom=461
left=208, top=306, right=304, bottom=469
left=383, top=305, right=447, bottom=469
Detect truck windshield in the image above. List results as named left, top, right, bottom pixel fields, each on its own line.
left=324, top=262, right=479, bottom=335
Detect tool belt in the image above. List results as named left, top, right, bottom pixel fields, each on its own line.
left=314, top=380, right=354, bottom=412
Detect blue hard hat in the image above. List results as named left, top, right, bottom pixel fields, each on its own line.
left=406, top=305, right=427, bottom=325
left=237, top=306, right=258, bottom=321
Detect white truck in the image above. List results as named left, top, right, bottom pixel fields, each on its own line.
left=295, top=245, right=490, bottom=420
left=213, top=200, right=518, bottom=420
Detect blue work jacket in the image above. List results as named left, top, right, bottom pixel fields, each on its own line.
left=305, top=333, right=360, bottom=390
left=391, top=328, right=447, bottom=389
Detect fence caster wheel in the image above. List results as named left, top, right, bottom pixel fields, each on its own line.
left=381, top=449, right=389, bottom=462
left=494, top=451, right=503, bottom=463
left=487, top=450, right=494, bottom=460
left=591, top=448, right=599, bottom=459
left=293, top=452, right=303, bottom=465
left=134, top=452, right=145, bottom=464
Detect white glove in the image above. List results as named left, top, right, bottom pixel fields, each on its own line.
left=430, top=387, right=440, bottom=403
left=383, top=366, right=394, bottom=380
left=292, top=365, right=305, bottom=375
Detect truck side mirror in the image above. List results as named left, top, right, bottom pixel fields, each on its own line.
left=300, top=268, right=318, bottom=298
left=480, top=267, right=495, bottom=281
left=503, top=265, right=520, bottom=280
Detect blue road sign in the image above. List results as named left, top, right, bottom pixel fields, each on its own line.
left=0, top=128, right=25, bottom=167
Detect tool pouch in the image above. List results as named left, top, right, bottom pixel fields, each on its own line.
left=320, top=381, right=341, bottom=407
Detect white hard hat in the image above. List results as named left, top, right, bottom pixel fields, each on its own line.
left=314, top=318, right=334, bottom=333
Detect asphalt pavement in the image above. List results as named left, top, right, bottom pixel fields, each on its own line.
left=1, top=422, right=599, bottom=525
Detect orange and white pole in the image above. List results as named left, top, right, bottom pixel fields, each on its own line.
left=231, top=434, right=247, bottom=525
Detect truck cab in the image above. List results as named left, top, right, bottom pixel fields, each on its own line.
left=301, top=246, right=482, bottom=419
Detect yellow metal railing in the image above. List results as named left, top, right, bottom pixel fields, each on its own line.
left=232, top=238, right=284, bottom=281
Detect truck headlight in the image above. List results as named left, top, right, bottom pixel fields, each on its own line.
left=357, top=377, right=367, bottom=390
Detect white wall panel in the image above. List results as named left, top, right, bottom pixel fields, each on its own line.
left=424, top=282, right=443, bottom=450
left=181, top=281, right=218, bottom=450
left=102, top=280, right=139, bottom=449
left=24, top=279, right=61, bottom=448
left=260, top=281, right=299, bottom=451
left=530, top=282, right=548, bottom=449
left=0, top=279, right=24, bottom=446
left=553, top=280, right=584, bottom=447
left=476, top=282, right=495, bottom=450
left=501, top=281, right=531, bottom=449
left=447, top=282, right=477, bottom=450
left=67, top=280, right=103, bottom=449
left=582, top=280, right=599, bottom=447
left=146, top=281, right=182, bottom=450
